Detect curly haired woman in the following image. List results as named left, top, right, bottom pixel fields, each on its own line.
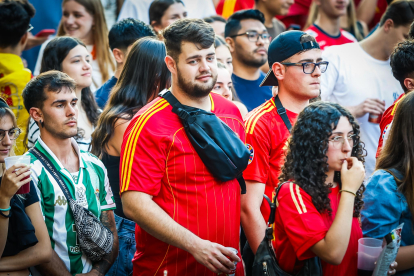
left=273, top=101, right=367, bottom=276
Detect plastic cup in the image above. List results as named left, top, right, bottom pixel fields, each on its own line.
left=225, top=247, right=238, bottom=276
left=368, top=112, right=383, bottom=124
left=4, top=155, right=31, bottom=194
left=357, top=238, right=383, bottom=276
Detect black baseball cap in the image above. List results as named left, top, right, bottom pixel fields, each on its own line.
left=260, top=31, right=320, bottom=87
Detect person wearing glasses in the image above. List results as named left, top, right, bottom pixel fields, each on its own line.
left=0, top=0, right=36, bottom=155
left=0, top=98, right=52, bottom=276
left=321, top=0, right=413, bottom=179
left=241, top=30, right=328, bottom=275
left=224, top=9, right=272, bottom=111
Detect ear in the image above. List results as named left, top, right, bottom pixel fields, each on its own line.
left=382, top=19, right=394, bottom=33
left=225, top=37, right=235, bottom=53
left=112, top=48, right=125, bottom=64
left=404, top=77, right=414, bottom=91
left=165, top=55, right=177, bottom=75
left=29, top=107, right=43, bottom=125
left=20, top=32, right=29, bottom=48
left=272, top=62, right=286, bottom=83
left=151, top=21, right=162, bottom=34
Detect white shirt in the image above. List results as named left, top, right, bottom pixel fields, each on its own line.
left=321, top=42, right=403, bottom=179
left=117, top=0, right=216, bottom=24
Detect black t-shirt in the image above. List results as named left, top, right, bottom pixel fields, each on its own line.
left=1, top=179, right=39, bottom=257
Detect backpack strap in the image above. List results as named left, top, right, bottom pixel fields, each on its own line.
left=274, top=95, right=292, bottom=133
left=263, top=181, right=289, bottom=225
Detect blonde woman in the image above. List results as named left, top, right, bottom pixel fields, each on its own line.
left=34, top=0, right=115, bottom=92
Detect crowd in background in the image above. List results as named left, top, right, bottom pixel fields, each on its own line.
left=0, top=0, right=414, bottom=275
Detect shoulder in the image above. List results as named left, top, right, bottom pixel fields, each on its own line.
left=304, top=26, right=318, bottom=38
left=277, top=182, right=313, bottom=214
left=128, top=97, right=172, bottom=131
left=211, top=92, right=241, bottom=116
left=366, top=169, right=399, bottom=194
left=81, top=151, right=106, bottom=170
left=340, top=29, right=358, bottom=42
left=244, top=99, right=275, bottom=135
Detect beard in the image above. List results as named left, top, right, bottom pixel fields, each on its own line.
left=177, top=67, right=218, bottom=99
left=43, top=113, right=78, bottom=140
left=236, top=45, right=267, bottom=68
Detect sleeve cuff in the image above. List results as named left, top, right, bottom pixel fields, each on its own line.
left=296, top=231, right=327, bottom=260
left=101, top=204, right=116, bottom=211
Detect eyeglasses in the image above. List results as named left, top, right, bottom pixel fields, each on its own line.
left=0, top=128, right=21, bottom=142
left=281, top=61, right=329, bottom=74
left=329, top=134, right=357, bottom=149
left=27, top=24, right=33, bottom=33
left=230, top=31, right=270, bottom=43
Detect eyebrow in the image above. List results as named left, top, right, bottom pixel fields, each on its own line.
left=70, top=54, right=90, bottom=59
left=186, top=52, right=215, bottom=61
left=52, top=98, right=78, bottom=105
left=297, top=58, right=323, bottom=63
left=331, top=130, right=354, bottom=135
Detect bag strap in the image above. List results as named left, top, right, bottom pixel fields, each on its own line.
left=263, top=181, right=289, bottom=225
left=161, top=90, right=200, bottom=122
left=29, top=148, right=74, bottom=202
left=274, top=95, right=292, bottom=133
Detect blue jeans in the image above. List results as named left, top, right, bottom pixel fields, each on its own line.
left=106, top=214, right=136, bottom=276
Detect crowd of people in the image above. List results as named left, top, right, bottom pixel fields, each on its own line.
left=0, top=0, right=413, bottom=275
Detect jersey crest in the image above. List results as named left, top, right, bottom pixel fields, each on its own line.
left=246, top=144, right=254, bottom=164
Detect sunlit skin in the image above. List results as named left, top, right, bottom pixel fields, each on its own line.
left=152, top=2, right=188, bottom=33
left=326, top=116, right=354, bottom=175
left=0, top=116, right=14, bottom=162
left=61, top=0, right=94, bottom=45
left=216, top=45, right=233, bottom=74
left=209, top=21, right=226, bottom=37
left=61, top=45, right=92, bottom=89
left=213, top=67, right=233, bottom=100
left=316, top=0, right=349, bottom=18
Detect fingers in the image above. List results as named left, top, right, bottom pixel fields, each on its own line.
left=6, top=164, right=29, bottom=174
left=363, top=99, right=385, bottom=114
left=16, top=170, right=32, bottom=182
left=219, top=246, right=240, bottom=262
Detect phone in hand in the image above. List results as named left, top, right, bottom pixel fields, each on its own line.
left=35, top=29, right=56, bottom=37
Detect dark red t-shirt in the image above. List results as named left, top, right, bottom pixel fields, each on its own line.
left=376, top=93, right=405, bottom=158
left=243, top=98, right=298, bottom=222
left=120, top=93, right=245, bottom=276
left=274, top=182, right=362, bottom=276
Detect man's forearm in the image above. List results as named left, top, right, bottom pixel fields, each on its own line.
left=91, top=210, right=119, bottom=276
left=35, top=250, right=72, bottom=276
left=122, top=191, right=200, bottom=254
left=241, top=209, right=266, bottom=254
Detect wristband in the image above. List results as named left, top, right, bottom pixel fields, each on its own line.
left=0, top=206, right=11, bottom=212
left=0, top=209, right=11, bottom=218
left=339, top=189, right=356, bottom=197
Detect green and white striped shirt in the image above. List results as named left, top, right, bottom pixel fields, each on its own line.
left=27, top=137, right=116, bottom=275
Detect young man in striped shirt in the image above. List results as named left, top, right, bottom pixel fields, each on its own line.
left=22, top=71, right=118, bottom=276
left=120, top=19, right=243, bottom=276
left=241, top=31, right=328, bottom=274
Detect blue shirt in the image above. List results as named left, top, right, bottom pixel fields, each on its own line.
left=232, top=72, right=272, bottom=111
left=95, top=76, right=117, bottom=109
left=361, top=169, right=414, bottom=276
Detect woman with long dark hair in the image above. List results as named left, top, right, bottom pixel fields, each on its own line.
left=90, top=37, right=170, bottom=276
left=274, top=101, right=366, bottom=276
left=362, top=92, right=414, bottom=275
left=27, top=36, right=99, bottom=151
left=149, top=0, right=187, bottom=37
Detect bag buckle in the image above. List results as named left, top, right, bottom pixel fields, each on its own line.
left=277, top=107, right=286, bottom=115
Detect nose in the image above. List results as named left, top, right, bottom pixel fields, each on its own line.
left=67, top=103, right=77, bottom=117
left=83, top=59, right=91, bottom=70
left=2, top=132, right=12, bottom=146
left=199, top=59, right=210, bottom=72
left=256, top=35, right=265, bottom=46
left=222, top=86, right=232, bottom=99
left=66, top=14, right=75, bottom=25
left=342, top=138, right=352, bottom=152
left=312, top=64, right=322, bottom=77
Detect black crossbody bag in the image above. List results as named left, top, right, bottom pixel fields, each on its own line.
left=161, top=90, right=250, bottom=193
left=29, top=148, right=114, bottom=262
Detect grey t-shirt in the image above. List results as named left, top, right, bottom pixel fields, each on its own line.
left=266, top=18, right=286, bottom=40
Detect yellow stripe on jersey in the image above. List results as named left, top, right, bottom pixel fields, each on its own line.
left=296, top=184, right=307, bottom=213
left=244, top=102, right=272, bottom=134
left=222, top=0, right=237, bottom=19
left=248, top=104, right=275, bottom=135
left=391, top=96, right=404, bottom=115
left=121, top=99, right=170, bottom=193
left=289, top=182, right=303, bottom=214
left=209, top=93, right=215, bottom=112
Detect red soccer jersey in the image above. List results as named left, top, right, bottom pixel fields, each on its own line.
left=243, top=98, right=298, bottom=222
left=274, top=182, right=362, bottom=275
left=305, top=24, right=357, bottom=50
left=120, top=93, right=245, bottom=276
left=376, top=93, right=405, bottom=158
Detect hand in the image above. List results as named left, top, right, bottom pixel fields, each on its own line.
left=189, top=239, right=240, bottom=274
left=24, top=32, right=50, bottom=51
left=0, top=164, right=31, bottom=200
left=340, top=157, right=365, bottom=193
left=352, top=98, right=385, bottom=118
left=387, top=261, right=398, bottom=275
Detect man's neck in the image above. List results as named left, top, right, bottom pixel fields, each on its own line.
left=0, top=46, right=22, bottom=57
left=232, top=58, right=262, bottom=81
left=170, top=81, right=211, bottom=111
left=277, top=87, right=309, bottom=114
left=359, top=29, right=391, bottom=61
left=40, top=131, right=77, bottom=165
left=114, top=63, right=123, bottom=79
left=314, top=13, right=341, bottom=37
left=255, top=3, right=276, bottom=28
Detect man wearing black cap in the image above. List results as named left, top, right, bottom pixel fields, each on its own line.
left=241, top=30, right=329, bottom=274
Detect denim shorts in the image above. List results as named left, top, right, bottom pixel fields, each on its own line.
left=106, top=214, right=136, bottom=276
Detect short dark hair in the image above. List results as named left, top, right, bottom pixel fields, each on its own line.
left=108, top=18, right=155, bottom=51
left=224, top=9, right=265, bottom=37
left=163, top=18, right=215, bottom=61
left=22, top=71, right=76, bottom=112
left=204, top=15, right=227, bottom=24
left=379, top=0, right=414, bottom=27
left=390, top=40, right=414, bottom=92
left=149, top=0, right=185, bottom=25
left=0, top=0, right=35, bottom=48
